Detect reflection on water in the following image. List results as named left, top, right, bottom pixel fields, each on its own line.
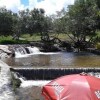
left=4, top=52, right=100, bottom=68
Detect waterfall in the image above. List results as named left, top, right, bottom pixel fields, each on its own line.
left=26, top=47, right=40, bottom=53
left=0, top=60, right=15, bottom=100
left=14, top=46, right=40, bottom=57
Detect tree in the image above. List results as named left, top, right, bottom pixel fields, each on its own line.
left=12, top=13, right=21, bottom=40
left=18, top=9, right=30, bottom=34
left=67, top=0, right=98, bottom=42
left=0, top=7, right=13, bottom=36
left=18, top=8, right=48, bottom=35
left=29, top=8, right=46, bottom=34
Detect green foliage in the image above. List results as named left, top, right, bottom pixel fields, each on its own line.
left=0, top=1, right=100, bottom=45
left=18, top=8, right=48, bottom=35
left=0, top=33, right=69, bottom=44
left=0, top=7, right=14, bottom=36
left=66, top=0, right=98, bottom=41
left=0, top=40, right=29, bottom=44
left=11, top=73, right=21, bottom=92
left=96, top=43, right=100, bottom=50
left=0, top=36, right=29, bottom=44
left=21, top=34, right=41, bottom=41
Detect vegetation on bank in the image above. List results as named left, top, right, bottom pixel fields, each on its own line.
left=0, top=33, right=70, bottom=43
left=0, top=0, right=100, bottom=50
left=10, top=73, right=21, bottom=92
left=96, top=43, right=100, bottom=50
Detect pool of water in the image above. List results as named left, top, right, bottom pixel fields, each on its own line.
left=4, top=52, right=100, bottom=68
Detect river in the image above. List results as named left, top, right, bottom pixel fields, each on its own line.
left=4, top=52, right=100, bottom=68
left=1, top=46, right=100, bottom=100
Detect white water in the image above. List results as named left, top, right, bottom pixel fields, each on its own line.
left=15, top=46, right=60, bottom=58
left=0, top=60, right=15, bottom=100
left=20, top=80, right=51, bottom=88
left=15, top=46, right=39, bottom=58
left=27, top=47, right=40, bottom=53
left=0, top=59, right=50, bottom=100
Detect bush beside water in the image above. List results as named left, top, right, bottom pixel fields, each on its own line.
left=10, top=73, right=22, bottom=92
left=96, top=43, right=100, bottom=50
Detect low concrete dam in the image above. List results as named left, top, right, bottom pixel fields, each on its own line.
left=10, top=68, right=100, bottom=80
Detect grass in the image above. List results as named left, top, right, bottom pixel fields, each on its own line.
left=21, top=33, right=70, bottom=41
left=0, top=35, right=29, bottom=44
left=57, top=33, right=71, bottom=41
left=1, top=32, right=99, bottom=44
left=21, top=34, right=41, bottom=41
left=96, top=31, right=100, bottom=37
left=0, top=33, right=70, bottom=44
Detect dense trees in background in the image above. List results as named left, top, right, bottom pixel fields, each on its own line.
left=0, top=7, right=14, bottom=36
left=0, top=0, right=100, bottom=44
left=0, top=7, right=51, bottom=39
left=68, top=0, right=98, bottom=40
left=53, top=0, right=100, bottom=48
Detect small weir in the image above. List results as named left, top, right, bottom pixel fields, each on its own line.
left=13, top=45, right=40, bottom=54
left=10, top=68, right=100, bottom=80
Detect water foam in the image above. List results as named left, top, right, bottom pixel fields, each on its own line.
left=0, top=60, right=15, bottom=100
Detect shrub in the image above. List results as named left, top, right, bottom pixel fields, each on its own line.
left=96, top=43, right=100, bottom=50
left=11, top=73, right=22, bottom=92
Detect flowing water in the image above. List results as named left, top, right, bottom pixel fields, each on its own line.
left=0, top=60, right=15, bottom=100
